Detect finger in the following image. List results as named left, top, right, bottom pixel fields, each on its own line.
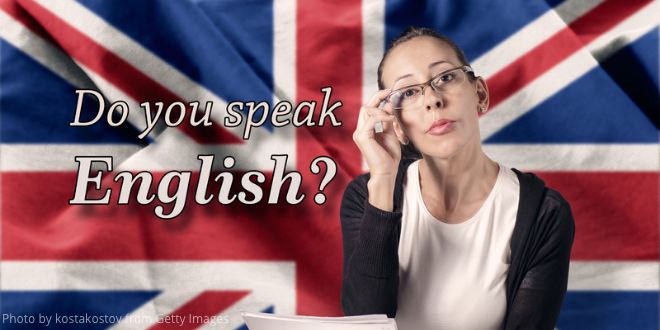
left=356, top=105, right=370, bottom=131
left=372, top=97, right=397, bottom=116
left=365, top=108, right=394, bottom=132
left=358, top=104, right=391, bottom=131
left=366, top=89, right=392, bottom=108
left=380, top=101, right=396, bottom=115
left=356, top=113, right=395, bottom=137
left=367, top=112, right=396, bottom=122
left=362, top=114, right=396, bottom=135
left=365, top=106, right=396, bottom=118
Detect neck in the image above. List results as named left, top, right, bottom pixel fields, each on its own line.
left=418, top=138, right=499, bottom=214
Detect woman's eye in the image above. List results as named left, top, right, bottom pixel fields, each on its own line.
left=402, top=88, right=418, bottom=98
left=438, top=73, right=455, bottom=82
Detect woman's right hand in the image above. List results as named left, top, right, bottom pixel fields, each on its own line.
left=353, top=90, right=402, bottom=210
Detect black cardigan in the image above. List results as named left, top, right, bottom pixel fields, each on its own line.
left=340, top=157, right=575, bottom=330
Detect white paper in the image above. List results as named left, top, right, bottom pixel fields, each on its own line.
left=241, top=311, right=398, bottom=330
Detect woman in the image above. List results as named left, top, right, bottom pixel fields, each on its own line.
left=340, top=26, right=575, bottom=330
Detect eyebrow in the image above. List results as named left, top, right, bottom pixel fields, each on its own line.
left=392, top=60, right=452, bottom=87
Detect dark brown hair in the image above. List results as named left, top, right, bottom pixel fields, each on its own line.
left=377, top=26, right=476, bottom=159
left=377, top=26, right=475, bottom=90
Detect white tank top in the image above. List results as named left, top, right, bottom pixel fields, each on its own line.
left=395, top=160, right=520, bottom=330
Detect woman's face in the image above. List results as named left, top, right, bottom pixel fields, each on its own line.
left=381, top=36, right=488, bottom=159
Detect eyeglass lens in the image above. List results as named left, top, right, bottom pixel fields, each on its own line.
left=388, top=67, right=469, bottom=110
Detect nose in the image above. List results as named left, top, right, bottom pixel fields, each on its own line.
left=426, top=101, right=442, bottom=110
left=424, top=87, right=444, bottom=111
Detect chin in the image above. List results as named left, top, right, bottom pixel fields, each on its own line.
left=417, top=139, right=462, bottom=158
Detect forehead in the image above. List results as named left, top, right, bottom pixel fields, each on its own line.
left=381, top=36, right=461, bottom=86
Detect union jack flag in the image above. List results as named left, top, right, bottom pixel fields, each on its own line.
left=0, top=0, right=658, bottom=329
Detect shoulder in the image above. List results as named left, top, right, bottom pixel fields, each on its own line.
left=511, top=168, right=575, bottom=247
left=541, top=187, right=573, bottom=217
left=511, top=167, right=574, bottom=224
left=538, top=187, right=576, bottom=242
left=340, top=172, right=370, bottom=216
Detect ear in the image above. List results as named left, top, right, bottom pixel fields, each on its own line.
left=392, top=118, right=409, bottom=145
left=475, top=77, right=490, bottom=111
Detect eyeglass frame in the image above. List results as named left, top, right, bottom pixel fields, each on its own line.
left=383, top=65, right=475, bottom=111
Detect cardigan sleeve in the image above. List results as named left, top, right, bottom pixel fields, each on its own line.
left=505, top=188, right=576, bottom=330
left=339, top=175, right=402, bottom=318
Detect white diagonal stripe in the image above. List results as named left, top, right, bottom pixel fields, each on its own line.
left=553, top=0, right=604, bottom=26
left=0, top=9, right=93, bottom=89
left=31, top=0, right=247, bottom=140
left=587, top=1, right=660, bottom=60
left=472, top=0, right=606, bottom=78
left=471, top=9, right=568, bottom=78
left=480, top=2, right=659, bottom=140
left=2, top=1, right=299, bottom=171
left=26, top=0, right=300, bottom=162
left=478, top=47, right=599, bottom=140
left=0, top=9, right=163, bottom=141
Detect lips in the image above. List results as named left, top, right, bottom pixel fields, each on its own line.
left=426, top=119, right=455, bottom=135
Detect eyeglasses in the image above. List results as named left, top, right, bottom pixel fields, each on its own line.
left=384, top=66, right=474, bottom=111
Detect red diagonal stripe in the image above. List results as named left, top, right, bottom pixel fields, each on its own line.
left=0, top=0, right=50, bottom=41
left=488, top=0, right=651, bottom=108
left=570, top=0, right=649, bottom=45
left=10, top=0, right=242, bottom=145
left=148, top=290, right=250, bottom=330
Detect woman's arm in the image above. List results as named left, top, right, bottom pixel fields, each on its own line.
left=339, top=174, right=401, bottom=318
left=505, top=189, right=576, bottom=330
